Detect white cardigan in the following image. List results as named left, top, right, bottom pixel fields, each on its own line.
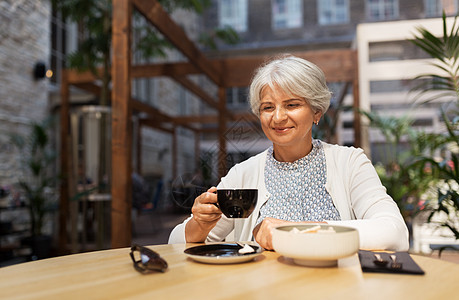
left=168, top=142, right=409, bottom=251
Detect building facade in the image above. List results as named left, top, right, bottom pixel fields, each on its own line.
left=199, top=0, right=457, bottom=163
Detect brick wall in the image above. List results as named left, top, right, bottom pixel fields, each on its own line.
left=0, top=0, right=51, bottom=186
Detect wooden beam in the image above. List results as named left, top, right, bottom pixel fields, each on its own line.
left=70, top=74, right=224, bottom=126
left=172, top=112, right=258, bottom=125
left=173, top=115, right=218, bottom=125
left=139, top=118, right=174, bottom=133
left=66, top=81, right=183, bottom=132
left=131, top=99, right=198, bottom=132
left=220, top=49, right=357, bottom=87
left=217, top=87, right=227, bottom=179
left=111, top=0, right=132, bottom=248
left=199, top=123, right=262, bottom=133
left=135, top=121, right=141, bottom=174
left=172, top=127, right=177, bottom=180
left=67, top=63, right=199, bottom=82
left=305, top=49, right=357, bottom=82
left=68, top=77, right=206, bottom=133
left=66, top=69, right=99, bottom=84
left=132, top=62, right=200, bottom=78
left=129, top=49, right=357, bottom=88
left=131, top=98, right=172, bottom=123
left=73, top=82, right=104, bottom=97
left=195, top=131, right=200, bottom=173
left=197, top=127, right=218, bottom=133
left=171, top=75, right=219, bottom=110
left=132, top=0, right=221, bottom=85
left=59, top=70, right=70, bottom=255
left=234, top=112, right=259, bottom=123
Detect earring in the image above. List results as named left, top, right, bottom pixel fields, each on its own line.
left=314, top=120, right=319, bottom=125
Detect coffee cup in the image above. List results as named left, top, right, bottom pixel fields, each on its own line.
left=217, top=189, right=258, bottom=218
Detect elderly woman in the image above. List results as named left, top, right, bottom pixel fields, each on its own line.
left=169, top=55, right=409, bottom=251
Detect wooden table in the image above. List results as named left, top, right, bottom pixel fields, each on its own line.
left=0, top=243, right=458, bottom=300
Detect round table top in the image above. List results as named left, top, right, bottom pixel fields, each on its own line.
left=0, top=243, right=458, bottom=299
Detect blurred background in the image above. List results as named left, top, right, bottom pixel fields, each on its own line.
left=0, top=0, right=457, bottom=266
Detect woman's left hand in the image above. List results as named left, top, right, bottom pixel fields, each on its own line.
left=253, top=218, right=327, bottom=250
left=252, top=217, right=294, bottom=250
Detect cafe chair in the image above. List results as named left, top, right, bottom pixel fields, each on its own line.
left=132, top=178, right=163, bottom=237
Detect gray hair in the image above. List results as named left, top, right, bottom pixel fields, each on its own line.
left=248, top=54, right=332, bottom=117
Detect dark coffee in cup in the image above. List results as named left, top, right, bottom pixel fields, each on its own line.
left=217, top=189, right=258, bottom=218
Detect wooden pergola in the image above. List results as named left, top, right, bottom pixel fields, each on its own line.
left=59, top=0, right=360, bottom=251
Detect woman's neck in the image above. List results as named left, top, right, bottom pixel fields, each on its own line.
left=272, top=140, right=313, bottom=162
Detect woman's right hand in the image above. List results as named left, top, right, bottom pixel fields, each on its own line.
left=185, top=186, right=222, bottom=242
left=191, top=186, right=221, bottom=225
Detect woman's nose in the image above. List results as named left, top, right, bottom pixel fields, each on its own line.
left=273, top=107, right=288, bottom=122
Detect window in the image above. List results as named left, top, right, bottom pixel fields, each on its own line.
left=370, top=79, right=417, bottom=93
left=369, top=41, right=431, bottom=62
left=272, top=0, right=303, bottom=29
left=219, top=0, right=248, bottom=32
left=318, top=0, right=349, bottom=25
left=226, top=87, right=248, bottom=108
left=425, top=0, right=458, bottom=17
left=367, top=0, right=399, bottom=21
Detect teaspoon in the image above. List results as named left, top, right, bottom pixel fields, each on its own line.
left=373, top=253, right=389, bottom=267
left=390, top=254, right=403, bottom=269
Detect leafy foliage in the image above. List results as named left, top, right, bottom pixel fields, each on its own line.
left=366, top=13, right=459, bottom=241
left=199, top=26, right=240, bottom=50
left=410, top=12, right=459, bottom=239
left=418, top=114, right=459, bottom=239
left=134, top=24, right=174, bottom=59
left=361, top=111, right=433, bottom=217
left=411, top=12, right=459, bottom=103
left=10, top=119, right=58, bottom=237
left=52, top=0, right=112, bottom=75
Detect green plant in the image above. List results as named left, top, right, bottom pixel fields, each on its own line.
left=410, top=12, right=459, bottom=239
left=10, top=119, right=58, bottom=237
left=411, top=13, right=459, bottom=103
left=361, top=111, right=433, bottom=218
left=414, top=114, right=459, bottom=239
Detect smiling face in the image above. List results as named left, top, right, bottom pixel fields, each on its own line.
left=259, top=85, right=321, bottom=161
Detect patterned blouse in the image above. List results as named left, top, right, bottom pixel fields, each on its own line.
left=257, top=139, right=341, bottom=224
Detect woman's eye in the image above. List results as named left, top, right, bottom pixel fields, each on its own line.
left=287, top=103, right=300, bottom=108
left=260, top=106, right=273, bottom=111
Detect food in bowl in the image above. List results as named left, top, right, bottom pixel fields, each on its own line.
left=272, top=224, right=359, bottom=267
left=289, top=225, right=335, bottom=234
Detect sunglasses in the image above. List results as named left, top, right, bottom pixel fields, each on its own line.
left=129, top=244, right=168, bottom=273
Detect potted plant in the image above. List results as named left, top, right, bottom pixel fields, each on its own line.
left=409, top=12, right=459, bottom=246
left=360, top=13, right=459, bottom=246
left=10, top=118, right=58, bottom=259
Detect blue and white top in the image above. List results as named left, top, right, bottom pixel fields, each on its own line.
left=257, top=139, right=341, bottom=224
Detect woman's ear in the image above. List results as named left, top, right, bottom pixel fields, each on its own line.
left=314, top=111, right=322, bottom=122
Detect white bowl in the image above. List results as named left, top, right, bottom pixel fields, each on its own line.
left=272, top=224, right=359, bottom=267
